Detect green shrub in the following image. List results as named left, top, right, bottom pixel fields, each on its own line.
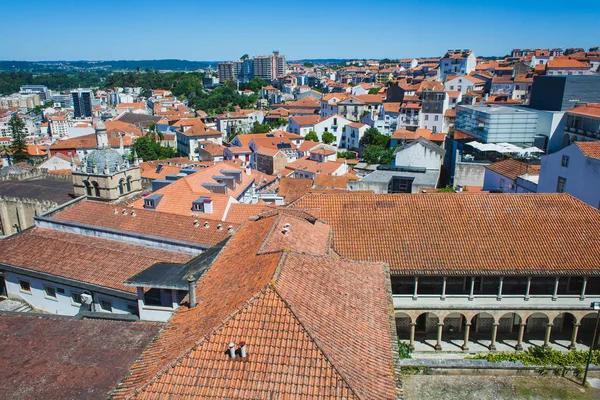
left=398, top=340, right=412, bottom=359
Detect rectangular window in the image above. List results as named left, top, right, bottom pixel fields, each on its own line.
left=434, top=115, right=439, bottom=121
left=71, top=292, right=82, bottom=305
left=424, top=115, right=429, bottom=121
left=99, top=299, right=113, bottom=312
left=561, top=155, right=569, bottom=167
left=44, top=286, right=57, bottom=299
left=556, top=177, right=567, bottom=193
left=57, top=287, right=65, bottom=294
left=19, top=280, right=31, bottom=293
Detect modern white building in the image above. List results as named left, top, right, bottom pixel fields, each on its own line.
left=440, top=50, right=477, bottom=80
left=538, top=142, right=600, bottom=208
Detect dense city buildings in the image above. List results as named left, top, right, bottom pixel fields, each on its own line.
left=2, top=39, right=600, bottom=398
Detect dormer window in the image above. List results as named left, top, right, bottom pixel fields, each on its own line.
left=192, top=196, right=213, bottom=213
left=143, top=194, right=163, bottom=210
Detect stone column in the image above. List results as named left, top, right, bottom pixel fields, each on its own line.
left=468, top=277, right=475, bottom=301
left=412, top=277, right=419, bottom=300
left=525, top=277, right=531, bottom=301
left=441, top=277, right=447, bottom=300
left=569, top=323, right=581, bottom=350
left=409, top=322, right=416, bottom=350
left=552, top=277, right=559, bottom=301
left=580, top=277, right=588, bottom=301
left=490, top=322, right=499, bottom=351
left=462, top=322, right=471, bottom=351
left=516, top=323, right=526, bottom=351
left=497, top=277, right=504, bottom=301
left=435, top=322, right=444, bottom=351
left=543, top=323, right=553, bottom=348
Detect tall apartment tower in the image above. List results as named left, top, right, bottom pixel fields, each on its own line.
left=217, top=62, right=236, bottom=83
left=252, top=51, right=287, bottom=81
left=72, top=89, right=93, bottom=118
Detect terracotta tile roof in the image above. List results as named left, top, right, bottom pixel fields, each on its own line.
left=0, top=228, right=191, bottom=293
left=567, top=103, right=600, bottom=119
left=347, top=122, right=369, bottom=129
left=0, top=314, right=161, bottom=400
left=130, top=163, right=260, bottom=219
left=290, top=114, right=320, bottom=126
left=201, top=142, right=225, bottom=156
left=224, top=203, right=270, bottom=224
left=547, top=59, right=590, bottom=69
left=114, top=213, right=398, bottom=399
left=383, top=102, right=402, bottom=113
left=50, top=133, right=132, bottom=150
left=234, top=131, right=300, bottom=147
left=179, top=121, right=222, bottom=138
left=485, top=159, right=540, bottom=180
left=293, top=193, right=600, bottom=276
left=105, top=120, right=143, bottom=137
left=311, top=148, right=336, bottom=156
left=278, top=177, right=313, bottom=203
left=445, top=109, right=457, bottom=118
left=354, top=94, right=385, bottom=103
left=50, top=200, right=236, bottom=247
left=287, top=157, right=344, bottom=175
left=313, top=174, right=352, bottom=189
left=391, top=128, right=446, bottom=142
left=576, top=142, right=600, bottom=159
left=224, top=145, right=251, bottom=155
left=446, top=90, right=461, bottom=98
left=251, top=136, right=297, bottom=151
left=256, top=146, right=282, bottom=156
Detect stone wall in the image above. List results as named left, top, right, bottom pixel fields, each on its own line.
left=0, top=196, right=58, bottom=236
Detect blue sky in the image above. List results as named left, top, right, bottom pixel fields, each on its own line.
left=3, top=0, right=599, bottom=61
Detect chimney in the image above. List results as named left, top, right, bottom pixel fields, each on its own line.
left=282, top=223, right=290, bottom=236
left=239, top=342, right=247, bottom=358
left=187, top=275, right=197, bottom=308
left=228, top=342, right=236, bottom=359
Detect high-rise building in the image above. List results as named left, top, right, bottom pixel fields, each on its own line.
left=217, top=62, right=236, bottom=83
left=253, top=51, right=287, bottom=81
left=72, top=89, right=93, bottom=118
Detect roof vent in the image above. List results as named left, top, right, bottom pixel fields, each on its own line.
left=227, top=225, right=234, bottom=232
left=239, top=341, right=247, bottom=358
left=193, top=219, right=199, bottom=226
left=114, top=208, right=119, bottom=214
left=204, top=221, right=209, bottom=228
left=228, top=342, right=236, bottom=359
left=122, top=209, right=128, bottom=215
left=217, top=224, right=223, bottom=230
left=282, top=225, right=290, bottom=236
left=131, top=211, right=136, bottom=217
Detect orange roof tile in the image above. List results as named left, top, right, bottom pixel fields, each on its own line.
left=567, top=103, right=600, bottom=119
left=0, top=228, right=190, bottom=294
left=576, top=142, right=600, bottom=159
left=485, top=159, right=540, bottom=180
left=293, top=193, right=600, bottom=275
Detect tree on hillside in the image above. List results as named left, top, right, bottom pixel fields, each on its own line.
left=243, top=78, right=267, bottom=93
left=360, top=127, right=382, bottom=146
left=322, top=131, right=336, bottom=144
left=305, top=131, right=319, bottom=142
left=9, top=114, right=28, bottom=163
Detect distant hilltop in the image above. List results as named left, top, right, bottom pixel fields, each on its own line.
left=0, top=59, right=220, bottom=72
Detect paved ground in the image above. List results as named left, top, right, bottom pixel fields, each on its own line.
left=402, top=375, right=600, bottom=400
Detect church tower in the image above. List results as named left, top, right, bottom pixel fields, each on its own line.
left=72, top=120, right=142, bottom=201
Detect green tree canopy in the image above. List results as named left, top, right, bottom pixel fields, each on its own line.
left=322, top=131, right=336, bottom=144
left=130, top=134, right=176, bottom=161
left=368, top=87, right=380, bottom=95
left=243, top=78, right=267, bottom=93
left=240, top=54, right=249, bottom=60
left=305, top=131, right=319, bottom=142
left=362, top=145, right=394, bottom=165
left=8, top=114, right=28, bottom=163
left=303, top=62, right=314, bottom=68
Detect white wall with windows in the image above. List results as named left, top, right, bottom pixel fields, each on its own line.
left=4, top=271, right=138, bottom=316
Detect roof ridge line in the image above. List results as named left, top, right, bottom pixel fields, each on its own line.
left=118, top=283, right=275, bottom=399
left=270, top=284, right=362, bottom=400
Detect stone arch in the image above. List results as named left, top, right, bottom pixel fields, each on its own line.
left=126, top=175, right=132, bottom=192
left=497, top=312, right=524, bottom=334
left=118, top=179, right=125, bottom=195
left=526, top=312, right=550, bottom=336
left=471, top=312, right=496, bottom=334
left=395, top=312, right=413, bottom=339
left=414, top=311, right=440, bottom=334
left=83, top=180, right=92, bottom=196
left=91, top=181, right=100, bottom=197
